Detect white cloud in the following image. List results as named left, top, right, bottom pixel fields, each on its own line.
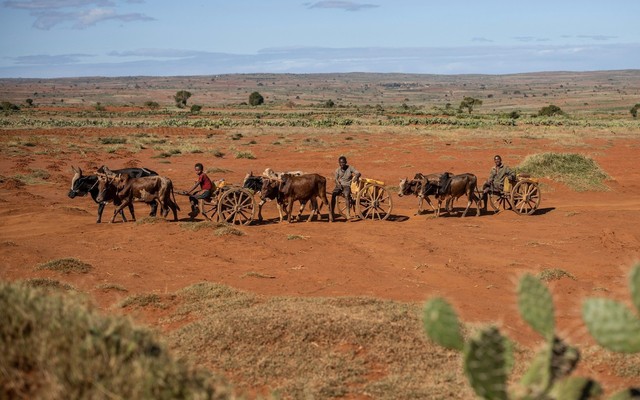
left=306, top=1, right=379, bottom=11
left=3, top=0, right=113, bottom=9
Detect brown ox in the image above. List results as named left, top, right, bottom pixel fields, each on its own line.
left=246, top=170, right=306, bottom=223
left=96, top=174, right=179, bottom=223
left=430, top=172, right=481, bottom=217
left=277, top=173, right=333, bottom=223
left=398, top=172, right=443, bottom=215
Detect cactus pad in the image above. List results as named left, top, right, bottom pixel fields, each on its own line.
left=518, top=274, right=555, bottom=340
left=463, top=326, right=509, bottom=400
left=423, top=297, right=464, bottom=351
left=582, top=298, right=640, bottom=353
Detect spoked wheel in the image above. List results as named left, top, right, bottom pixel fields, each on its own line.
left=356, top=184, right=393, bottom=220
left=511, top=180, right=541, bottom=215
left=488, top=190, right=512, bottom=213
left=217, top=188, right=255, bottom=225
left=335, top=194, right=352, bottom=219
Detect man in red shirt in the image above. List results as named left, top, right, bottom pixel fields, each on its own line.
left=186, top=163, right=214, bottom=220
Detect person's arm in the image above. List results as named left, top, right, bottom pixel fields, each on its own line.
left=187, top=180, right=199, bottom=194
left=352, top=166, right=361, bottom=181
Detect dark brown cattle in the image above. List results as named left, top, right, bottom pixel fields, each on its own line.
left=431, top=172, right=481, bottom=217
left=96, top=174, right=179, bottom=223
left=278, top=173, right=333, bottom=223
left=398, top=172, right=442, bottom=215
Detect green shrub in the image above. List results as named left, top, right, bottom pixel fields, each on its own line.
left=537, top=104, right=565, bottom=117
left=249, top=91, right=264, bottom=106
left=190, top=104, right=202, bottom=113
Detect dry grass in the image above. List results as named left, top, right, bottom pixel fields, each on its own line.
left=537, top=268, right=576, bottom=282
left=119, top=293, right=171, bottom=309
left=166, top=282, right=473, bottom=399
left=517, top=152, right=610, bottom=191
left=96, top=283, right=128, bottom=293
left=22, top=278, right=76, bottom=291
left=180, top=221, right=245, bottom=236
left=34, top=258, right=92, bottom=274
left=0, top=282, right=236, bottom=399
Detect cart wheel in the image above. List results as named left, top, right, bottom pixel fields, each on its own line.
left=218, top=188, right=255, bottom=225
left=488, top=190, right=512, bottom=213
left=356, top=184, right=393, bottom=220
left=511, top=180, right=541, bottom=215
left=335, top=194, right=350, bottom=218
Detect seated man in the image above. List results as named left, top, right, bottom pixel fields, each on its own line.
left=185, top=162, right=214, bottom=220
left=482, top=155, right=514, bottom=209
left=331, top=156, right=361, bottom=220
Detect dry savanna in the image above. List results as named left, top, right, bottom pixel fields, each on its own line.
left=1, top=71, right=640, bottom=399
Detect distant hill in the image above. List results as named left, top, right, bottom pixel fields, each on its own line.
left=1, top=70, right=639, bottom=115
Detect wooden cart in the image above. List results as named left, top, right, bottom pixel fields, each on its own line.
left=486, top=174, right=541, bottom=215
left=335, top=177, right=393, bottom=220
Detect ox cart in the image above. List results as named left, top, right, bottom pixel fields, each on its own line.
left=182, top=180, right=256, bottom=225
left=485, top=174, right=541, bottom=215
left=335, top=177, right=393, bottom=220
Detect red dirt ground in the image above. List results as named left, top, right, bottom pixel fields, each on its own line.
left=1, top=127, right=640, bottom=390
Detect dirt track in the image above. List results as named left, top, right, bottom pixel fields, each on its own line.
left=2, top=127, right=640, bottom=390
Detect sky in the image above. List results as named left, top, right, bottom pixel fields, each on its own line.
left=0, top=0, right=638, bottom=78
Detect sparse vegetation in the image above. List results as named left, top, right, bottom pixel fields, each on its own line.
left=35, top=258, right=92, bottom=274
left=538, top=268, right=576, bottom=281
left=144, top=100, right=160, bottom=109
left=234, top=150, right=256, bottom=159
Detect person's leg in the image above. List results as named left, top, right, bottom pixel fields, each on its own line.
left=331, top=187, right=342, bottom=218
left=343, top=186, right=352, bottom=219
left=195, top=190, right=211, bottom=220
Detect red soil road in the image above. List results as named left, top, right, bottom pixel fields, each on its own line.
left=1, top=128, right=640, bottom=388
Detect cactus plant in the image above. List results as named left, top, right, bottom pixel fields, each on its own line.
left=422, top=265, right=640, bottom=399
left=582, top=264, right=640, bottom=353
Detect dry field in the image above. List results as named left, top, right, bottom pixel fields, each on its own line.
left=1, top=72, right=640, bottom=398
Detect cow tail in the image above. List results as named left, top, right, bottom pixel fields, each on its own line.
left=171, top=185, right=180, bottom=211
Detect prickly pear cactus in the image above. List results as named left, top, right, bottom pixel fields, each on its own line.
left=548, top=376, right=602, bottom=400
left=630, top=264, right=640, bottom=314
left=582, top=264, right=640, bottom=353
left=463, top=326, right=509, bottom=400
left=582, top=298, right=640, bottom=353
left=518, top=273, right=555, bottom=340
left=422, top=297, right=464, bottom=351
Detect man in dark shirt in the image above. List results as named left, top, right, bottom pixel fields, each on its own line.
left=186, top=163, right=213, bottom=220
left=331, top=156, right=361, bottom=220
left=481, top=155, right=514, bottom=210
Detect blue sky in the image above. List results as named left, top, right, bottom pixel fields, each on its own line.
left=0, top=0, right=638, bottom=78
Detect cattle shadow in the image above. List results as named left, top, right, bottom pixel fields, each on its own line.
left=532, top=207, right=555, bottom=215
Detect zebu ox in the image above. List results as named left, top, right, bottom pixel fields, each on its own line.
left=398, top=173, right=443, bottom=215
left=243, top=170, right=305, bottom=222
left=68, top=166, right=158, bottom=223
left=258, top=173, right=332, bottom=223
left=96, top=174, right=179, bottom=223
left=430, top=172, right=481, bottom=217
